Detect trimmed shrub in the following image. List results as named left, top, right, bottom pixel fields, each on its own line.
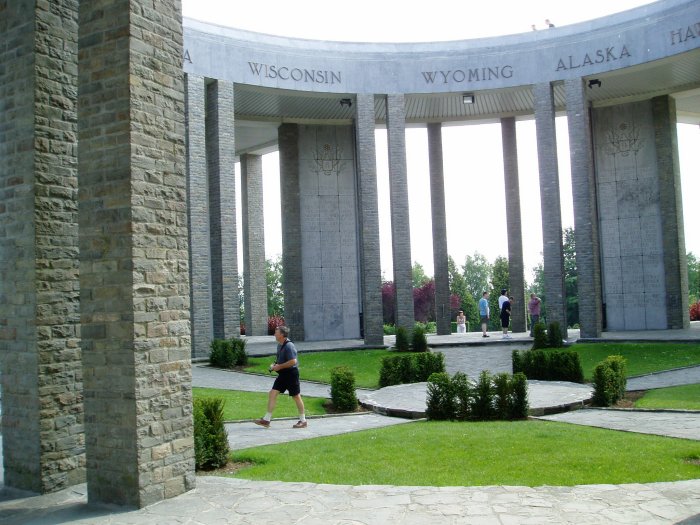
left=493, top=373, right=512, bottom=420
left=512, top=348, right=584, bottom=383
left=510, top=372, right=529, bottom=419
left=452, top=372, right=472, bottom=421
left=471, top=370, right=495, bottom=421
left=210, top=338, right=248, bottom=368
left=512, top=349, right=523, bottom=374
left=426, top=372, right=455, bottom=421
left=193, top=397, right=229, bottom=470
left=411, top=324, right=428, bottom=352
left=415, top=352, right=445, bottom=382
left=592, top=355, right=627, bottom=406
left=395, top=326, right=410, bottom=352
left=547, top=321, right=564, bottom=348
left=532, top=322, right=548, bottom=349
left=330, top=366, right=358, bottom=412
left=383, top=324, right=396, bottom=335
left=379, top=352, right=446, bottom=387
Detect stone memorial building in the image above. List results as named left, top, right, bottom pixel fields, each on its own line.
left=1, top=0, right=698, bottom=509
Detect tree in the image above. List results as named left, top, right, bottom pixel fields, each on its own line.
left=266, top=256, right=284, bottom=317
left=563, top=227, right=578, bottom=327
left=462, top=253, right=492, bottom=300
left=688, top=252, right=699, bottom=305
left=412, top=262, right=431, bottom=288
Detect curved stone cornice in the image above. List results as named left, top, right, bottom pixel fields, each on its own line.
left=183, top=0, right=700, bottom=94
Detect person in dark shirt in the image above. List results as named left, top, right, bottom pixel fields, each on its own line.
left=501, top=296, right=513, bottom=339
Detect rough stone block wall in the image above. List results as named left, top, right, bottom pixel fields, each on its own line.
left=206, top=80, right=239, bottom=339
left=427, top=123, right=451, bottom=335
left=355, top=94, right=384, bottom=345
left=534, top=83, right=568, bottom=336
left=279, top=123, right=305, bottom=340
left=386, top=94, right=414, bottom=331
left=0, top=0, right=84, bottom=493
left=78, top=0, right=194, bottom=507
left=185, top=74, right=214, bottom=358
left=241, top=154, right=268, bottom=336
left=566, top=79, right=602, bottom=337
left=500, top=117, right=526, bottom=333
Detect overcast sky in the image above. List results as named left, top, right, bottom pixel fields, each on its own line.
left=182, top=0, right=700, bottom=282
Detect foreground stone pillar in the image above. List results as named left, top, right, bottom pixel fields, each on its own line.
left=427, top=123, right=451, bottom=335
left=653, top=95, right=689, bottom=329
left=386, top=94, right=414, bottom=331
left=534, top=83, right=568, bottom=337
left=500, top=117, right=526, bottom=333
left=206, top=80, right=239, bottom=339
left=279, top=123, right=305, bottom=339
left=566, top=79, right=602, bottom=338
left=241, top=154, right=268, bottom=336
left=185, top=74, right=214, bottom=358
left=78, top=0, right=194, bottom=507
left=0, top=0, right=84, bottom=493
left=355, top=94, right=384, bottom=345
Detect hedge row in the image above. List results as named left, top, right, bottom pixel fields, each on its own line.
left=210, top=338, right=248, bottom=368
left=379, top=352, right=445, bottom=387
left=426, top=370, right=529, bottom=421
left=512, top=348, right=584, bottom=383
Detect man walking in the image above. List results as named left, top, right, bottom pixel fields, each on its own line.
left=478, top=291, right=490, bottom=338
left=254, top=326, right=307, bottom=429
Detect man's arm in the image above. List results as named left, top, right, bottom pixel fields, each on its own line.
left=272, top=358, right=297, bottom=371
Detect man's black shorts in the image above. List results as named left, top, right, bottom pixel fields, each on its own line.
left=272, top=368, right=301, bottom=396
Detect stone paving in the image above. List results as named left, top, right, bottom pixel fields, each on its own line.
left=2, top=329, right=700, bottom=524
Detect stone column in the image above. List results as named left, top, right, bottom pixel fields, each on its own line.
left=386, top=94, right=414, bottom=331
left=279, top=124, right=305, bottom=340
left=206, top=80, right=239, bottom=339
left=355, top=94, right=384, bottom=345
left=653, top=95, right=689, bottom=329
left=427, top=123, right=451, bottom=335
left=240, top=154, right=268, bottom=336
left=78, top=0, right=194, bottom=507
left=500, top=117, right=526, bottom=333
left=534, top=83, right=568, bottom=336
left=0, top=0, right=84, bottom=493
left=185, top=74, right=214, bottom=358
left=566, top=79, right=602, bottom=337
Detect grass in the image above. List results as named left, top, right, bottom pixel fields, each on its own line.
left=246, top=349, right=399, bottom=389
left=192, top=387, right=328, bottom=420
left=230, top=420, right=700, bottom=486
left=570, top=342, right=700, bottom=380
left=634, top=384, right=700, bottom=410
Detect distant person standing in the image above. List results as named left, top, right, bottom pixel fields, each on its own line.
left=254, top=326, right=307, bottom=429
left=479, top=291, right=490, bottom=338
left=498, top=289, right=509, bottom=311
left=501, top=296, right=513, bottom=339
left=528, top=293, right=542, bottom=336
left=456, top=310, right=467, bottom=333
left=546, top=18, right=555, bottom=28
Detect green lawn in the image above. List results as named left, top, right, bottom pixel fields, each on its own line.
left=231, top=420, right=700, bottom=486
left=634, top=384, right=700, bottom=410
left=193, top=387, right=328, bottom=420
left=571, top=342, right=700, bottom=380
left=246, top=349, right=398, bottom=389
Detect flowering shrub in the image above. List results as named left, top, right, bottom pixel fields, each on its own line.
left=690, top=301, right=700, bottom=321
left=267, top=315, right=285, bottom=335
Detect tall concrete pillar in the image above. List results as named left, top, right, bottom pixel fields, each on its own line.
left=240, top=154, right=269, bottom=336
left=279, top=124, right=305, bottom=340
left=78, top=0, right=194, bottom=507
left=501, top=117, right=527, bottom=333
left=653, top=95, right=689, bottom=329
left=386, top=94, right=414, bottom=330
left=206, top=80, right=239, bottom=339
left=534, top=83, right=568, bottom=336
left=355, top=94, right=384, bottom=345
left=0, top=1, right=84, bottom=493
left=185, top=74, right=214, bottom=358
left=427, top=123, right=451, bottom=335
left=566, top=79, right=602, bottom=337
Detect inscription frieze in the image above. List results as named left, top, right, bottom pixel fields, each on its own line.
left=420, top=65, right=513, bottom=84
left=248, top=62, right=342, bottom=85
left=670, top=22, right=700, bottom=45
left=555, top=45, right=631, bottom=71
